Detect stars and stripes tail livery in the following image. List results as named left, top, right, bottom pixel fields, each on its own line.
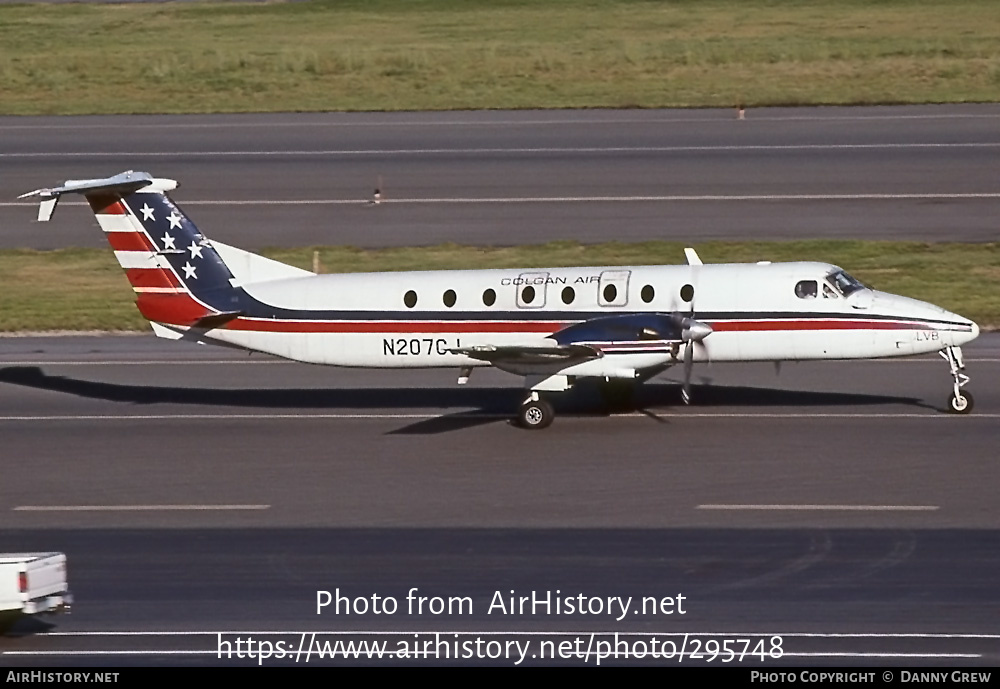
left=20, top=170, right=980, bottom=429
left=88, top=178, right=244, bottom=328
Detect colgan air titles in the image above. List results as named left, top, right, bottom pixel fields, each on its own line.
left=20, top=171, right=980, bottom=429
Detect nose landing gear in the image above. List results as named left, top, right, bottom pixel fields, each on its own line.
left=940, top=346, right=973, bottom=414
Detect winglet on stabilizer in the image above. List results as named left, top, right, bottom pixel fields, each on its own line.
left=18, top=170, right=175, bottom=222
left=684, top=247, right=704, bottom=266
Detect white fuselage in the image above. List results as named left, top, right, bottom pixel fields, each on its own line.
left=24, top=172, right=978, bottom=389
left=193, top=261, right=979, bottom=373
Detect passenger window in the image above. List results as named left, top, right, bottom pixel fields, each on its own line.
left=443, top=289, right=457, bottom=307
left=795, top=280, right=818, bottom=299
left=561, top=286, right=575, bottom=304
left=483, top=288, right=496, bottom=306
left=641, top=285, right=655, bottom=303
left=521, top=285, right=535, bottom=304
left=598, top=269, right=630, bottom=307
left=404, top=290, right=417, bottom=308
left=680, top=284, right=694, bottom=302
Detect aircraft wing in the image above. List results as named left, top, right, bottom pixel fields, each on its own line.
left=449, top=313, right=711, bottom=378
left=449, top=343, right=600, bottom=367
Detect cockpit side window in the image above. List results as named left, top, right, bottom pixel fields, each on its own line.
left=823, top=282, right=838, bottom=299
left=828, top=270, right=866, bottom=297
left=794, top=280, right=818, bottom=299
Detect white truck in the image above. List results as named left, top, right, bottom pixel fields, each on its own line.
left=0, top=553, right=73, bottom=619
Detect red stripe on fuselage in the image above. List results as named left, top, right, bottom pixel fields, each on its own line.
left=223, top=319, right=570, bottom=334
left=710, top=319, right=930, bottom=332
left=217, top=317, right=943, bottom=335
left=107, top=232, right=155, bottom=252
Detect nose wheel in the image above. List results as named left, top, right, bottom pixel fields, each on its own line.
left=940, top=346, right=973, bottom=414
left=948, top=390, right=974, bottom=414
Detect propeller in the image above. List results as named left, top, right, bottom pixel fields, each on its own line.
left=670, top=291, right=712, bottom=405
left=679, top=316, right=712, bottom=404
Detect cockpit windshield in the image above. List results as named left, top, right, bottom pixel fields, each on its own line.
left=828, top=270, right=867, bottom=297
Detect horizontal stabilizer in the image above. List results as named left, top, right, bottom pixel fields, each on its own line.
left=20, top=171, right=154, bottom=200
left=18, top=170, right=176, bottom=222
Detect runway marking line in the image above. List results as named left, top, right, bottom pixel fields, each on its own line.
left=30, top=630, right=1000, bottom=638
left=697, top=504, right=939, bottom=512
left=0, top=412, right=998, bottom=421
left=0, top=359, right=289, bottom=365
left=4, top=142, right=1000, bottom=159
left=1, top=358, right=998, bottom=365
left=12, top=505, right=270, bottom=512
left=0, top=111, right=997, bottom=130
left=0, top=650, right=981, bottom=659
left=6, top=192, right=1000, bottom=209
left=4, top=630, right=990, bottom=660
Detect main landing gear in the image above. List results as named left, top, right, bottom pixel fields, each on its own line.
left=516, top=392, right=554, bottom=430
left=940, top=345, right=974, bottom=414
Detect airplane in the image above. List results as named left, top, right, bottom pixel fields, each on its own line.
left=19, top=170, right=979, bottom=429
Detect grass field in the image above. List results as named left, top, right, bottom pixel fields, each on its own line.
left=2, top=2, right=996, bottom=331
left=1, top=0, right=998, bottom=114
left=1, top=241, right=997, bottom=332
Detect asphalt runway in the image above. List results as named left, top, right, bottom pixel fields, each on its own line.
left=1, top=334, right=999, bottom=665
left=2, top=103, right=999, bottom=665
left=3, top=105, right=1000, bottom=250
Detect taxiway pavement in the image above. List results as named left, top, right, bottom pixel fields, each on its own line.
left=3, top=105, right=1000, bottom=249
left=1, top=335, right=998, bottom=665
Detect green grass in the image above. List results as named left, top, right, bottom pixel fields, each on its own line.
left=1, top=241, right=997, bottom=332
left=1, top=0, right=999, bottom=114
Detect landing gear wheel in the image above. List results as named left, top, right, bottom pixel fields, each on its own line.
left=948, top=390, right=974, bottom=414
left=940, top=346, right=973, bottom=415
left=517, top=398, right=554, bottom=429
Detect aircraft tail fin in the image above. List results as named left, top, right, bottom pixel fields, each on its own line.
left=21, top=170, right=312, bottom=331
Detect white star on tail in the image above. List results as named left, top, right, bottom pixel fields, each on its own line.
left=140, top=204, right=155, bottom=222
left=187, top=241, right=204, bottom=259
left=167, top=211, right=183, bottom=230
left=160, top=233, right=176, bottom=250
left=182, top=263, right=197, bottom=279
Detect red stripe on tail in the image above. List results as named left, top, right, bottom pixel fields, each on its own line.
left=125, top=268, right=181, bottom=289
left=136, top=293, right=215, bottom=327
left=86, top=193, right=127, bottom=215
left=107, top=232, right=155, bottom=252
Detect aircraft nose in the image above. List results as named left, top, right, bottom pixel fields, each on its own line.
left=950, top=313, right=979, bottom=346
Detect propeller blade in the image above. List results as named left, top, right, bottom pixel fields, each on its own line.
left=695, top=338, right=712, bottom=365
left=671, top=288, right=709, bottom=405
left=682, top=340, right=694, bottom=404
